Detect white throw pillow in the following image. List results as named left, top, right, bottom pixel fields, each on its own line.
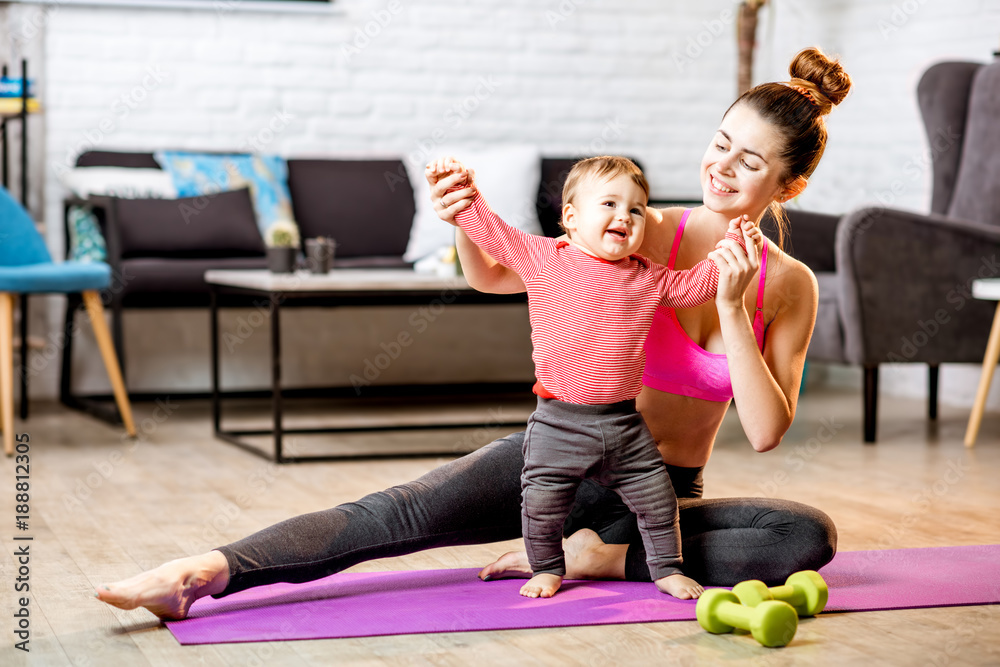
left=59, top=167, right=178, bottom=199
left=403, top=144, right=543, bottom=262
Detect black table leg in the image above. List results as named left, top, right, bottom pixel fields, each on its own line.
left=210, top=287, right=221, bottom=434
left=864, top=365, right=878, bottom=444
left=271, top=298, right=283, bottom=462
left=928, top=363, right=939, bottom=421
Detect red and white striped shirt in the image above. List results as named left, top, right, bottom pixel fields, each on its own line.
left=456, top=195, right=740, bottom=404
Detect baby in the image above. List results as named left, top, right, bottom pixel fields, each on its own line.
left=427, top=156, right=760, bottom=599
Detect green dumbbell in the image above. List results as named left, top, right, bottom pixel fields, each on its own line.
left=732, top=570, right=828, bottom=617
left=696, top=589, right=798, bottom=648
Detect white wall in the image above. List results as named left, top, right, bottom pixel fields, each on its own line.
left=12, top=0, right=1000, bottom=409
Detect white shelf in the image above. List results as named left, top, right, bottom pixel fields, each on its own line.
left=204, top=269, right=471, bottom=293
left=972, top=278, right=1000, bottom=301
left=16, top=0, right=340, bottom=14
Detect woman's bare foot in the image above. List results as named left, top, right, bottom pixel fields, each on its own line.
left=95, top=550, right=230, bottom=620
left=564, top=529, right=627, bottom=580
left=520, top=573, right=562, bottom=598
left=478, top=529, right=627, bottom=582
left=478, top=550, right=533, bottom=581
left=655, top=573, right=704, bottom=599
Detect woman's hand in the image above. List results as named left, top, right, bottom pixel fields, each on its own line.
left=707, top=214, right=763, bottom=310
left=425, top=156, right=477, bottom=227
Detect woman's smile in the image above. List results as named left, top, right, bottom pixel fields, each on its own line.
left=708, top=174, right=738, bottom=195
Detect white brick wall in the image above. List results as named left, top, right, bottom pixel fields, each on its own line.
left=13, top=0, right=1000, bottom=411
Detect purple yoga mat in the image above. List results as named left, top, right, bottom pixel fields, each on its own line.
left=166, top=544, right=1000, bottom=645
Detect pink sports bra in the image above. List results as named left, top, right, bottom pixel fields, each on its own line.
left=642, top=209, right=768, bottom=402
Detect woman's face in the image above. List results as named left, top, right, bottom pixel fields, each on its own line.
left=699, top=103, right=791, bottom=219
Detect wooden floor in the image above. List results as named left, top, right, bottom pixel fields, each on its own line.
left=1, top=384, right=998, bottom=666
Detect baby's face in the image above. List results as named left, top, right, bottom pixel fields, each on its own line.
left=562, top=174, right=647, bottom=262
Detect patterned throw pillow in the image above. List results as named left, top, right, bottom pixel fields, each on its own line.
left=154, top=151, right=295, bottom=237
left=67, top=205, right=107, bottom=263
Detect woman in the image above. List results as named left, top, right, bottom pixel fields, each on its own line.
left=97, top=47, right=849, bottom=620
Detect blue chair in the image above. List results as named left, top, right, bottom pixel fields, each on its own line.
left=0, top=185, right=134, bottom=455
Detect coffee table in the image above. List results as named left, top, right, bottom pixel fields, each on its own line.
left=205, top=269, right=531, bottom=462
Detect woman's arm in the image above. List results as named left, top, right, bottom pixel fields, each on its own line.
left=712, top=236, right=819, bottom=451
left=427, top=165, right=526, bottom=295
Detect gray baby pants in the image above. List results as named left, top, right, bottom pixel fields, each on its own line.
left=521, top=396, right=682, bottom=580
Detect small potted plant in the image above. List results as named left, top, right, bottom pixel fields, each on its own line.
left=264, top=219, right=300, bottom=273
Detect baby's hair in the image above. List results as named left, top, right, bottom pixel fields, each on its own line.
left=560, top=156, right=649, bottom=234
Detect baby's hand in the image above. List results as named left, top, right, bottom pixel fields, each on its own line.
left=736, top=214, right=765, bottom=259
left=425, top=156, right=474, bottom=189
left=721, top=214, right=763, bottom=259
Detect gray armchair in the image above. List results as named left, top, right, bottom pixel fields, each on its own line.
left=771, top=59, right=1000, bottom=443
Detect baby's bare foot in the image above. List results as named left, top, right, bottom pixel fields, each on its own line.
left=478, top=550, right=533, bottom=581
left=520, top=573, right=562, bottom=598
left=655, top=573, right=704, bottom=600
left=95, top=551, right=229, bottom=620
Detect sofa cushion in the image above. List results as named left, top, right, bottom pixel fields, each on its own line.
left=115, top=187, right=265, bottom=259
left=118, top=256, right=268, bottom=306
left=807, top=272, right=845, bottom=363
left=60, top=167, right=177, bottom=199
left=67, top=205, right=107, bottom=263
left=287, top=159, right=414, bottom=259
left=403, top=145, right=544, bottom=261
left=75, top=151, right=161, bottom=169
left=536, top=158, right=577, bottom=238
left=765, top=208, right=839, bottom=273
left=155, top=151, right=295, bottom=236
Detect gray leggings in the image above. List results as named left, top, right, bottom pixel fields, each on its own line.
left=216, top=431, right=837, bottom=597
left=522, top=398, right=681, bottom=580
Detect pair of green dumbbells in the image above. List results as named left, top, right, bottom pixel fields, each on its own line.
left=695, top=570, right=828, bottom=648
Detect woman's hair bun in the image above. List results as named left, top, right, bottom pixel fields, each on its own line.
left=789, top=47, right=852, bottom=110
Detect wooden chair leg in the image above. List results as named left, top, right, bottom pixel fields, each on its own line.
left=81, top=291, right=136, bottom=437
left=18, top=293, right=28, bottom=420
left=1, top=293, right=15, bottom=456
left=863, top=364, right=878, bottom=444
left=965, top=302, right=1000, bottom=447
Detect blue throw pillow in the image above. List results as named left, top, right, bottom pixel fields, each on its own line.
left=67, top=205, right=107, bottom=263
left=154, top=151, right=295, bottom=237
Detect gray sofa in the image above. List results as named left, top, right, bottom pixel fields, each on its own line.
left=783, top=59, right=1000, bottom=442
left=59, top=152, right=586, bottom=414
